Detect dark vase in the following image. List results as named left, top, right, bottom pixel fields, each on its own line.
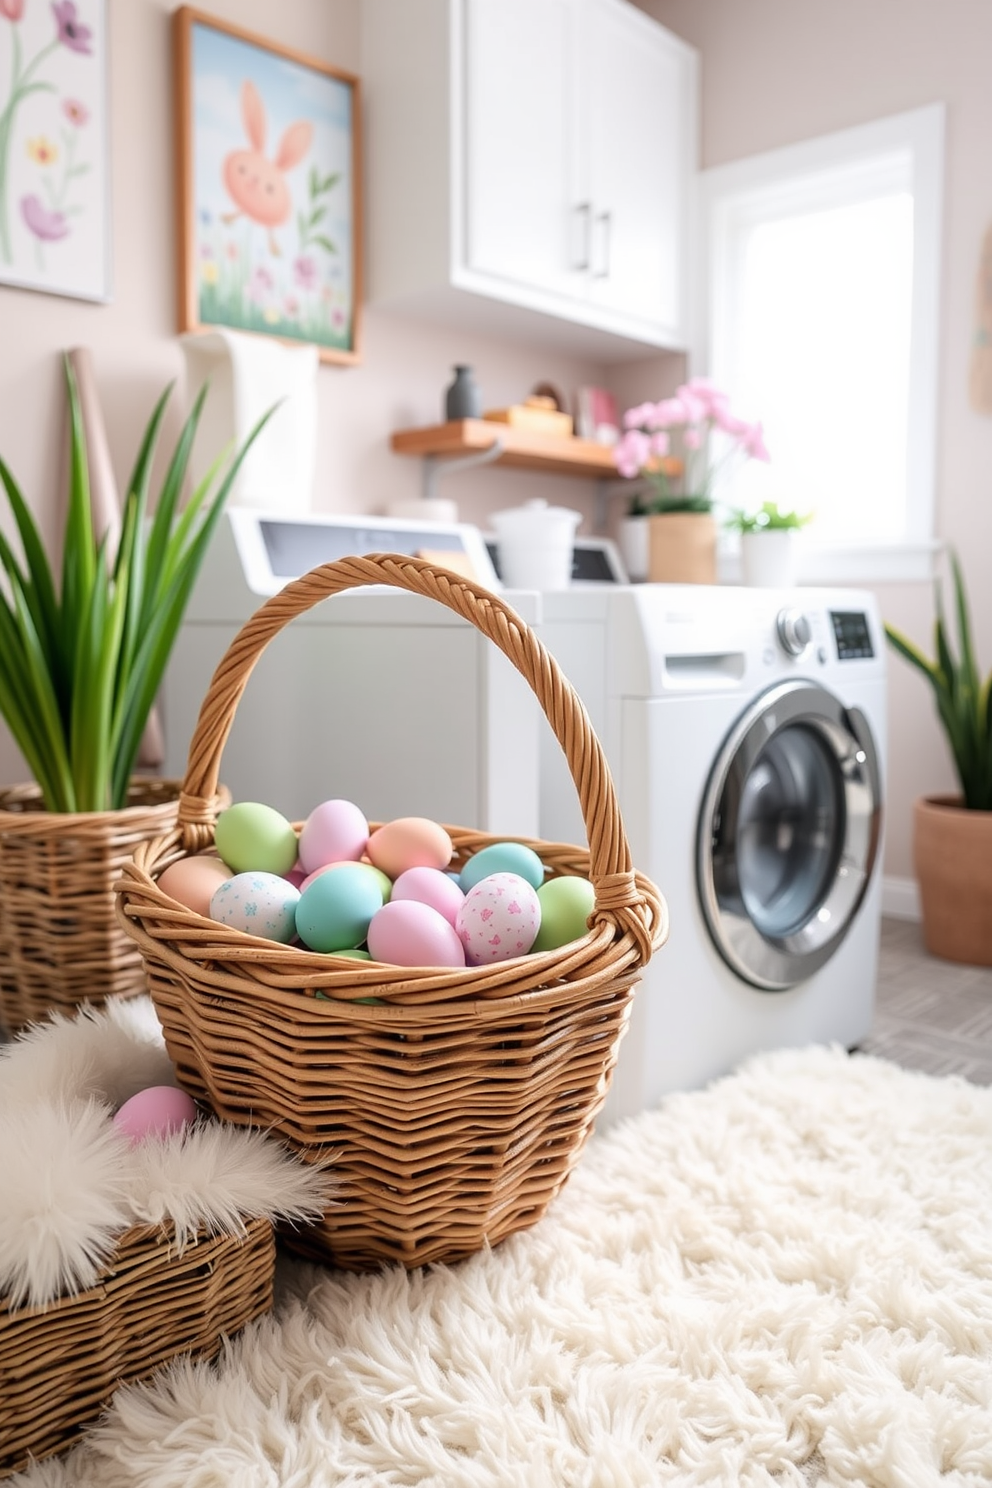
left=444, top=365, right=482, bottom=421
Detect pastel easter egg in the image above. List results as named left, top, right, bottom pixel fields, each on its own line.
left=296, top=862, right=385, bottom=953
left=366, top=899, right=466, bottom=969
left=459, top=841, right=546, bottom=893
left=157, top=854, right=232, bottom=917
left=301, top=861, right=392, bottom=901
left=209, top=872, right=301, bottom=944
left=298, top=798, right=369, bottom=874
left=214, top=801, right=298, bottom=876
left=390, top=866, right=465, bottom=927
left=113, top=1085, right=197, bottom=1144
left=455, top=872, right=541, bottom=966
left=531, top=875, right=596, bottom=952
left=366, top=817, right=453, bottom=879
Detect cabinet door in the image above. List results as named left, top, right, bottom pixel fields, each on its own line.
left=583, top=0, right=694, bottom=336
left=462, top=0, right=586, bottom=301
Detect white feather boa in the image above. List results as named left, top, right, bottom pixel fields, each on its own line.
left=0, top=998, right=336, bottom=1309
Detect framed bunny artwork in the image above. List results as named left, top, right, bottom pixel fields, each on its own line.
left=173, top=8, right=362, bottom=364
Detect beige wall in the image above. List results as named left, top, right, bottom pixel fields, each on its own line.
left=647, top=0, right=992, bottom=882
left=2, top=0, right=987, bottom=887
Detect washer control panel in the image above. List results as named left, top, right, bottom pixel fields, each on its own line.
left=829, top=608, right=875, bottom=660
left=776, top=607, right=813, bottom=656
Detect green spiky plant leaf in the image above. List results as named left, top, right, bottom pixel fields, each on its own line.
left=0, top=354, right=274, bottom=812
left=884, top=551, right=992, bottom=812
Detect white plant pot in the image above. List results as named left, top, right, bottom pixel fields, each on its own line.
left=617, top=516, right=650, bottom=582
left=740, top=529, right=799, bottom=588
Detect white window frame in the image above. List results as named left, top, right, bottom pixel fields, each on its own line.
left=693, top=104, right=945, bottom=585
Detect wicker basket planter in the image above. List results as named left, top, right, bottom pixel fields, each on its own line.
left=0, top=1217, right=273, bottom=1477
left=116, top=554, right=669, bottom=1272
left=0, top=779, right=228, bottom=1036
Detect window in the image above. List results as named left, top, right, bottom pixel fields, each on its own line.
left=695, top=104, right=944, bottom=582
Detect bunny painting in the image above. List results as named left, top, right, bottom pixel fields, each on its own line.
left=222, top=80, right=312, bottom=257
left=177, top=10, right=361, bottom=364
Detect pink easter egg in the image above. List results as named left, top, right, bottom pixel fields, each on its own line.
left=455, top=872, right=541, bottom=966
left=298, top=799, right=369, bottom=875
left=366, top=899, right=466, bottom=968
left=112, top=1085, right=197, bottom=1144
left=390, top=866, right=465, bottom=927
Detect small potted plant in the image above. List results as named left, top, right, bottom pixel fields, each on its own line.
left=725, top=500, right=813, bottom=587
left=613, top=378, right=770, bottom=583
left=0, top=352, right=269, bottom=1030
left=884, top=551, right=992, bottom=965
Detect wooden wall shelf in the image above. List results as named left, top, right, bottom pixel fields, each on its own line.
left=390, top=419, right=619, bottom=479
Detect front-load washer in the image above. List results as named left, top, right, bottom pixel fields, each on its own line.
left=535, top=584, right=886, bottom=1125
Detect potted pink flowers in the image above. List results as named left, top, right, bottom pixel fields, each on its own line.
left=613, top=378, right=770, bottom=583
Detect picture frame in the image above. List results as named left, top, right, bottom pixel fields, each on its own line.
left=0, top=0, right=111, bottom=303
left=173, top=8, right=362, bottom=365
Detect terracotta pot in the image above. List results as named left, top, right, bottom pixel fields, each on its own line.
left=913, top=795, right=992, bottom=965
left=647, top=512, right=718, bottom=584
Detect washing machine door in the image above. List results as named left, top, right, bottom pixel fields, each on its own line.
left=697, top=678, right=882, bottom=990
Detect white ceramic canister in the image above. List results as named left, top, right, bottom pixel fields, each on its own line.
left=490, top=499, right=582, bottom=590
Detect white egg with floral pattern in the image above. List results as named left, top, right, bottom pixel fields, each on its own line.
left=210, top=871, right=301, bottom=944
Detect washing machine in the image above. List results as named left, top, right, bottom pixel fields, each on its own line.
left=535, top=583, right=886, bottom=1124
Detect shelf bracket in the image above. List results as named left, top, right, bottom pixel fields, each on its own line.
left=423, top=435, right=506, bottom=502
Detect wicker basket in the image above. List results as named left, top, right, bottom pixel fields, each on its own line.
left=115, top=554, right=669, bottom=1271
left=0, top=779, right=229, bottom=1036
left=0, top=1216, right=273, bottom=1477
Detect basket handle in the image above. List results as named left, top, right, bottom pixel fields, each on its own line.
left=177, top=553, right=661, bottom=961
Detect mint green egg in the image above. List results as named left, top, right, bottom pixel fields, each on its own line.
left=531, top=875, right=596, bottom=952
left=459, top=841, right=545, bottom=892
left=214, top=801, right=298, bottom=876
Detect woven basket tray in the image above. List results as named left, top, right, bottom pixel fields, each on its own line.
left=116, top=554, right=669, bottom=1270
left=0, top=1215, right=273, bottom=1477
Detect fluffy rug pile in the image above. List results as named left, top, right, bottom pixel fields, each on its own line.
left=10, top=1045, right=992, bottom=1487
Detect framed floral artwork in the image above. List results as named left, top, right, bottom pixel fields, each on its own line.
left=174, top=8, right=362, bottom=365
left=0, top=0, right=111, bottom=302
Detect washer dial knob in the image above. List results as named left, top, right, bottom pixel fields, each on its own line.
left=776, top=607, right=812, bottom=656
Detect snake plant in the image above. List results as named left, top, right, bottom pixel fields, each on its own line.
left=0, top=354, right=271, bottom=812
left=884, top=551, right=992, bottom=811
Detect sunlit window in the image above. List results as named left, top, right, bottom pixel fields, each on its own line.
left=697, top=105, right=944, bottom=581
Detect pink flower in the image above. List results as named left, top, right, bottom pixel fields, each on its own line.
left=649, top=431, right=671, bottom=458
left=648, top=397, right=686, bottom=429
left=623, top=401, right=655, bottom=430
left=52, top=1, right=92, bottom=53
left=293, top=254, right=318, bottom=291
left=0, top=0, right=25, bottom=20
left=742, top=421, right=771, bottom=462
left=62, top=98, right=89, bottom=126
left=682, top=427, right=703, bottom=450
left=20, top=194, right=69, bottom=241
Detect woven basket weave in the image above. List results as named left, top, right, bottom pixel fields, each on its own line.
left=0, top=779, right=189, bottom=1036
left=0, top=1216, right=273, bottom=1477
left=116, top=554, right=668, bottom=1270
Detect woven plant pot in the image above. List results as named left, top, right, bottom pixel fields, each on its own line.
left=115, top=554, right=668, bottom=1271
left=0, top=1216, right=273, bottom=1476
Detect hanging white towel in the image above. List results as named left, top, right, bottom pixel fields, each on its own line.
left=180, top=329, right=318, bottom=513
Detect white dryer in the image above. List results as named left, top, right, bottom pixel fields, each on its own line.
left=535, top=584, right=886, bottom=1125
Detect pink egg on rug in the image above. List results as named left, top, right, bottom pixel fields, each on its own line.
left=112, top=1085, right=197, bottom=1144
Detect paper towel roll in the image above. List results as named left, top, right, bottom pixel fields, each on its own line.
left=180, top=329, right=318, bottom=513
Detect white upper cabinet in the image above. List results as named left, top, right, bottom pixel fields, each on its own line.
left=361, top=0, right=698, bottom=358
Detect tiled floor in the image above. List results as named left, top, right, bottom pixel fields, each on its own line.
left=858, top=917, right=992, bottom=1085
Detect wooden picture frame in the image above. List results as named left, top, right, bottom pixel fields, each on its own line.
left=0, top=0, right=111, bottom=302
left=173, top=7, right=362, bottom=365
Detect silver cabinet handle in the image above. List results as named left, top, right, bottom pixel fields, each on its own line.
left=573, top=202, right=592, bottom=271
left=594, top=210, right=612, bottom=278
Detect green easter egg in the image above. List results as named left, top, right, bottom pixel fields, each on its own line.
left=214, top=801, right=298, bottom=876
left=459, top=841, right=545, bottom=892
left=531, top=875, right=596, bottom=952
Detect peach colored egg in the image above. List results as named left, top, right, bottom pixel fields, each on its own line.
left=112, top=1085, right=197, bottom=1144
left=157, top=855, right=232, bottom=917
left=366, top=817, right=453, bottom=879
left=366, top=899, right=466, bottom=968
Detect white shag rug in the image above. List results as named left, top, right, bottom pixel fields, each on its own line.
left=11, top=1045, right=992, bottom=1488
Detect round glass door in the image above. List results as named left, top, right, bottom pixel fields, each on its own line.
left=697, top=680, right=881, bottom=990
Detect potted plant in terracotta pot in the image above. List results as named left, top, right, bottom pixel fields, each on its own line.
left=885, top=551, right=992, bottom=965
left=725, top=500, right=813, bottom=587
left=0, top=353, right=269, bottom=1031
left=613, top=378, right=770, bottom=584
